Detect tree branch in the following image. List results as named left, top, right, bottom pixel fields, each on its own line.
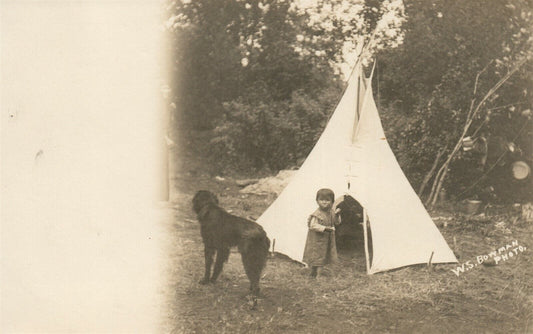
left=418, top=144, right=447, bottom=197
left=426, top=57, right=528, bottom=209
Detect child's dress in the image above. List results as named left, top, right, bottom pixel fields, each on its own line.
left=302, top=208, right=339, bottom=266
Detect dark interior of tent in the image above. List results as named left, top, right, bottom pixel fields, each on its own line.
left=335, top=195, right=373, bottom=261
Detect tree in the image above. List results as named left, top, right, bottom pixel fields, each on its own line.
left=376, top=0, right=533, bottom=205
left=165, top=0, right=406, bottom=173
left=166, top=0, right=341, bottom=129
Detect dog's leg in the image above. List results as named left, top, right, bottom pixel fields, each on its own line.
left=240, top=240, right=268, bottom=297
left=199, top=246, right=215, bottom=284
left=242, top=253, right=261, bottom=310
left=245, top=264, right=261, bottom=297
left=210, top=247, right=229, bottom=282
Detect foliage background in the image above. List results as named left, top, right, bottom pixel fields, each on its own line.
left=166, top=0, right=532, bottom=204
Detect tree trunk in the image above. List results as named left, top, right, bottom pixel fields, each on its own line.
left=419, top=145, right=447, bottom=197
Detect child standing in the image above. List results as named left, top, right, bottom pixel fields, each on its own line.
left=302, top=188, right=341, bottom=278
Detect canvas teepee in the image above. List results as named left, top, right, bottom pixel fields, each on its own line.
left=256, top=61, right=458, bottom=274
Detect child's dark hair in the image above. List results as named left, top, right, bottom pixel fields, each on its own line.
left=316, top=188, right=335, bottom=202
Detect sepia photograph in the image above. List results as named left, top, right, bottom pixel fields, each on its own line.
left=2, top=0, right=532, bottom=333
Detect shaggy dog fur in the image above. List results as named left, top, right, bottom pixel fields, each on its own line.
left=192, top=190, right=270, bottom=296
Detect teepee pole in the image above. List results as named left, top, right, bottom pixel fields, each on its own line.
left=353, top=43, right=371, bottom=274
left=362, top=208, right=371, bottom=273
left=348, top=33, right=376, bottom=275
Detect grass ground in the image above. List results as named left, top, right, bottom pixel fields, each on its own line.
left=160, top=130, right=533, bottom=334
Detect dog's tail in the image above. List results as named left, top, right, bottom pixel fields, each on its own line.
left=263, top=232, right=271, bottom=253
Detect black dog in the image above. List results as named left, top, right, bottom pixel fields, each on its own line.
left=192, top=190, right=270, bottom=296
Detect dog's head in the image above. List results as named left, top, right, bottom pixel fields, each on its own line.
left=192, top=190, right=219, bottom=219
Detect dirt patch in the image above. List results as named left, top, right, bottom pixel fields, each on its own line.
left=239, top=170, right=297, bottom=196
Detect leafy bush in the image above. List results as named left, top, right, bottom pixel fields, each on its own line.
left=209, top=88, right=341, bottom=174
left=375, top=0, right=533, bottom=205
